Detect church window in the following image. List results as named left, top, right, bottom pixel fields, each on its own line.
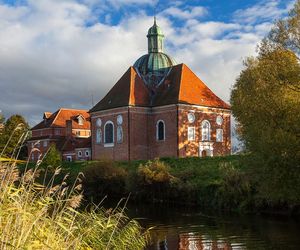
left=96, top=129, right=101, bottom=144
left=43, top=141, right=47, bottom=147
left=201, top=120, right=211, bottom=141
left=156, top=120, right=165, bottom=141
left=216, top=129, right=223, bottom=142
left=78, top=151, right=82, bottom=157
left=117, top=126, right=123, bottom=143
left=188, top=127, right=195, bottom=141
left=85, top=150, right=89, bottom=157
left=104, top=121, right=114, bottom=144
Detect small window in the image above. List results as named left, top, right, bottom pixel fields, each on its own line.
left=202, top=120, right=211, bottom=141
left=78, top=116, right=84, bottom=125
left=188, top=127, right=195, bottom=141
left=78, top=151, right=82, bottom=157
left=85, top=150, right=89, bottom=157
left=43, top=141, right=47, bottom=147
left=104, top=121, right=114, bottom=144
left=117, top=126, right=123, bottom=143
left=66, top=156, right=72, bottom=162
left=96, top=129, right=102, bottom=144
left=156, top=120, right=165, bottom=141
left=216, top=129, right=223, bottom=142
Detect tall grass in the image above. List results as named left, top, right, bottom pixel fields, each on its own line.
left=0, top=128, right=148, bottom=249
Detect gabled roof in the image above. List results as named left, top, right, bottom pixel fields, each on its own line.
left=90, top=64, right=230, bottom=112
left=153, top=64, right=230, bottom=109
left=90, top=67, right=149, bottom=112
left=32, top=108, right=90, bottom=130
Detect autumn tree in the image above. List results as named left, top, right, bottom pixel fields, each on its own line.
left=230, top=0, right=300, bottom=205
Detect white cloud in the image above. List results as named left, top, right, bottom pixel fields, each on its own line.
left=233, top=0, right=294, bottom=24
left=161, top=6, right=207, bottom=20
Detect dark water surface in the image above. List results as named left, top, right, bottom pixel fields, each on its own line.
left=124, top=203, right=300, bottom=250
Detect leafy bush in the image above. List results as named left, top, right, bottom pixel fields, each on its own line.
left=82, top=160, right=128, bottom=202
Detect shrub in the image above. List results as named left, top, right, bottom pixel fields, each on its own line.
left=82, top=160, right=128, bottom=202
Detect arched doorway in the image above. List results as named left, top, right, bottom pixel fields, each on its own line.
left=201, top=150, right=207, bottom=157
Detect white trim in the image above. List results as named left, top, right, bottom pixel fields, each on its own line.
left=63, top=153, right=76, bottom=156
left=104, top=120, right=114, bottom=144
left=178, top=103, right=231, bottom=112
left=187, top=127, right=195, bottom=141
left=156, top=120, right=165, bottom=141
left=104, top=143, right=114, bottom=148
left=216, top=129, right=223, bottom=142
left=201, top=120, right=211, bottom=141
left=199, top=142, right=214, bottom=157
left=77, top=151, right=82, bottom=157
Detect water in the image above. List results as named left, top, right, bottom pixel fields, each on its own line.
left=124, top=203, right=300, bottom=250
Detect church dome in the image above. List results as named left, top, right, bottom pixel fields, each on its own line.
left=134, top=18, right=177, bottom=86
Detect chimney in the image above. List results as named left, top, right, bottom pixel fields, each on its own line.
left=66, top=120, right=72, bottom=137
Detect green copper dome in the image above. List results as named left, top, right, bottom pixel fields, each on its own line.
left=134, top=18, right=177, bottom=86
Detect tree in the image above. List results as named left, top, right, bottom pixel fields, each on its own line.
left=42, top=144, right=62, bottom=169
left=0, top=114, right=29, bottom=159
left=230, top=1, right=300, bottom=205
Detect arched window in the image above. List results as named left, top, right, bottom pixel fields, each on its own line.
left=201, top=120, right=211, bottom=141
left=156, top=120, right=165, bottom=141
left=78, top=151, right=82, bottom=157
left=96, top=129, right=101, bottom=144
left=104, top=121, right=114, bottom=144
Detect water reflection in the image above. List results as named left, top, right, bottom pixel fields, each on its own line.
left=123, top=203, right=300, bottom=250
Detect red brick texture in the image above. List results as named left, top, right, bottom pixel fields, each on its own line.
left=91, top=104, right=231, bottom=161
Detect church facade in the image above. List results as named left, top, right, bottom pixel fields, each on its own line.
left=90, top=19, right=231, bottom=161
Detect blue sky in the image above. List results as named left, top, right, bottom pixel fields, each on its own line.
left=0, top=0, right=295, bottom=126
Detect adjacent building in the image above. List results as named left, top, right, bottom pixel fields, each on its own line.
left=28, top=108, right=91, bottom=162
left=89, top=19, right=231, bottom=161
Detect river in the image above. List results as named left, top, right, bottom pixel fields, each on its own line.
left=124, top=203, right=300, bottom=250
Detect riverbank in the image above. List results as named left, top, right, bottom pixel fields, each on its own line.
left=19, top=155, right=300, bottom=215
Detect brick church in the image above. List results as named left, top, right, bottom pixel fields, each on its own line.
left=89, top=19, right=231, bottom=161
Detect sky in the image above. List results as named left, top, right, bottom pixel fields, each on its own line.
left=0, top=0, right=296, bottom=126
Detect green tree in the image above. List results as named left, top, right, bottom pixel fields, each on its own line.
left=0, top=114, right=29, bottom=159
left=42, top=144, right=62, bottom=169
left=231, top=46, right=300, bottom=204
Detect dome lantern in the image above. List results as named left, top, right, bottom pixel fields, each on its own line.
left=134, top=17, right=177, bottom=87
left=147, top=17, right=164, bottom=53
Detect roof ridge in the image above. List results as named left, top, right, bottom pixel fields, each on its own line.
left=177, top=63, right=185, bottom=102
left=51, top=108, right=62, bottom=127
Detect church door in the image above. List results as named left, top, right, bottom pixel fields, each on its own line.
left=201, top=150, right=207, bottom=157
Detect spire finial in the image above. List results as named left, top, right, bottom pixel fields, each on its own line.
left=154, top=16, right=156, bottom=25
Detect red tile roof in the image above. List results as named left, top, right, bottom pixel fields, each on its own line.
left=32, top=108, right=90, bottom=130
left=90, top=67, right=149, bottom=112
left=90, top=64, right=230, bottom=112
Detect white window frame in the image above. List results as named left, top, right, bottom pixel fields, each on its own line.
left=156, top=120, right=165, bottom=141
left=77, top=151, right=82, bottom=157
left=201, top=120, right=211, bottom=141
left=216, top=129, right=223, bottom=142
left=117, top=126, right=123, bottom=143
left=66, top=156, right=72, bottom=162
left=188, top=127, right=195, bottom=141
left=78, top=116, right=84, bottom=125
left=85, top=150, right=89, bottom=157
left=104, top=121, right=114, bottom=147
left=96, top=128, right=102, bottom=144
left=43, top=140, right=47, bottom=147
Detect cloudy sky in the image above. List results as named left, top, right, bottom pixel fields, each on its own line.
left=0, top=0, right=295, bottom=126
